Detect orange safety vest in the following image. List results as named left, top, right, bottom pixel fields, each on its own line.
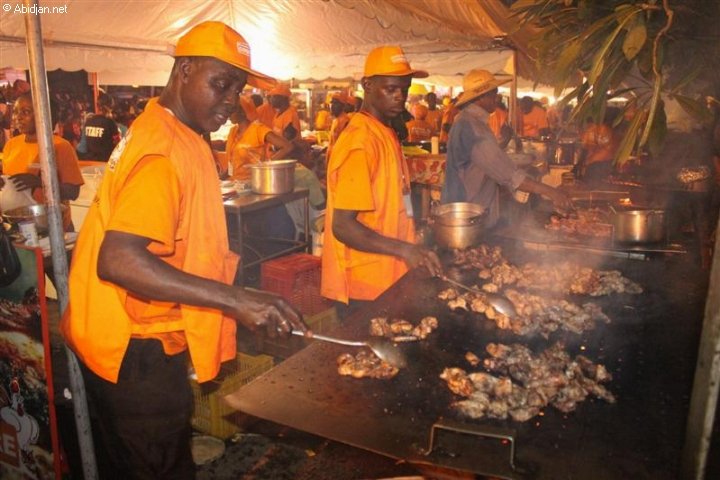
left=61, top=98, right=239, bottom=383
left=439, top=105, right=459, bottom=143
left=406, top=119, right=434, bottom=142
left=519, top=105, right=549, bottom=137
left=425, top=108, right=442, bottom=135
left=321, top=112, right=415, bottom=303
left=314, top=109, right=332, bottom=131
left=326, top=112, right=350, bottom=163
left=226, top=121, right=271, bottom=180
left=273, top=106, right=301, bottom=142
left=256, top=102, right=275, bottom=128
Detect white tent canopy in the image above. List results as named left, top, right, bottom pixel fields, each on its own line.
left=0, top=0, right=540, bottom=88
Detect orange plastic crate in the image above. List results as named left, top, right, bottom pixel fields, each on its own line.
left=260, top=253, right=331, bottom=315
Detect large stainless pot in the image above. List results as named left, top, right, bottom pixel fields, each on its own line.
left=430, top=202, right=486, bottom=249
left=612, top=208, right=665, bottom=243
left=248, top=160, right=296, bottom=194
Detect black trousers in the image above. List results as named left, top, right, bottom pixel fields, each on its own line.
left=79, top=338, right=195, bottom=479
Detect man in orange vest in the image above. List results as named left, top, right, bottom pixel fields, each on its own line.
left=61, top=21, right=307, bottom=477
left=255, top=94, right=275, bottom=128
left=439, top=97, right=459, bottom=144
left=406, top=103, right=434, bottom=142
left=269, top=83, right=301, bottom=142
left=424, top=92, right=442, bottom=135
left=321, top=45, right=442, bottom=317
left=325, top=91, right=353, bottom=163
left=518, top=96, right=550, bottom=138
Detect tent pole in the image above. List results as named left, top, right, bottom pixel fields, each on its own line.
left=509, top=48, right=518, bottom=132
left=681, top=214, right=720, bottom=479
left=90, top=72, right=99, bottom=114
left=23, top=2, right=99, bottom=479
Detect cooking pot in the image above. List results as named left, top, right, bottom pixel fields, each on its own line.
left=611, top=207, right=665, bottom=244
left=3, top=204, right=68, bottom=235
left=248, top=160, right=296, bottom=194
left=430, top=202, right=486, bottom=249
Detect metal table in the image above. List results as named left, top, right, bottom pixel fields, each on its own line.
left=224, top=188, right=309, bottom=284
left=226, top=243, right=709, bottom=479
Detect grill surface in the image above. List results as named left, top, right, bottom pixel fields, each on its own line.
left=226, top=241, right=708, bottom=479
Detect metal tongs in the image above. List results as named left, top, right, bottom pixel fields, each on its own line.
left=291, top=330, right=407, bottom=368
left=439, top=275, right=518, bottom=319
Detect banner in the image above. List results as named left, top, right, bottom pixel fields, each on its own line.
left=0, top=246, right=60, bottom=479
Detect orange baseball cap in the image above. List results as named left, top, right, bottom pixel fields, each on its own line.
left=174, top=21, right=276, bottom=89
left=331, top=91, right=355, bottom=106
left=268, top=83, right=292, bottom=97
left=364, top=46, right=428, bottom=79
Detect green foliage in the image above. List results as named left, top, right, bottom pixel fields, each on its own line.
left=622, top=18, right=647, bottom=60
left=511, top=0, right=713, bottom=166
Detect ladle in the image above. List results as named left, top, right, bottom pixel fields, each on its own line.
left=246, top=286, right=405, bottom=368
left=291, top=330, right=407, bottom=368
left=439, top=275, right=518, bottom=319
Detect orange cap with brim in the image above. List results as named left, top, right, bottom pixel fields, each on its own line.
left=268, top=83, right=292, bottom=97
left=364, top=46, right=428, bottom=79
left=174, top=21, right=276, bottom=89
left=332, top=92, right=355, bottom=106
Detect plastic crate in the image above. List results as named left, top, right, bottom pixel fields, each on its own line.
left=191, top=353, right=274, bottom=439
left=256, top=307, right=339, bottom=359
left=260, top=253, right=332, bottom=315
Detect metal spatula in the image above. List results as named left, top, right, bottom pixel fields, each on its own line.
left=291, top=330, right=407, bottom=368
left=439, top=276, right=518, bottom=319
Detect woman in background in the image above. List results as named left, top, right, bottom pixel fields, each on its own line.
left=1, top=93, right=83, bottom=231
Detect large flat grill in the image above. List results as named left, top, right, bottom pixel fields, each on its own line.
left=226, top=243, right=707, bottom=479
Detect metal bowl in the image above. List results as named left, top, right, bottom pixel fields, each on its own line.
left=3, top=204, right=67, bottom=234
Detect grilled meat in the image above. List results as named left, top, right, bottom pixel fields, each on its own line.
left=337, top=351, right=399, bottom=379
left=545, top=208, right=613, bottom=238
left=465, top=351, right=481, bottom=367
left=441, top=342, right=615, bottom=422
left=440, top=288, right=609, bottom=338
left=370, top=316, right=438, bottom=341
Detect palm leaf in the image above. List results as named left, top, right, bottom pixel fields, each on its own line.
left=622, top=18, right=647, bottom=60
left=588, top=7, right=642, bottom=84
left=614, top=111, right=645, bottom=166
